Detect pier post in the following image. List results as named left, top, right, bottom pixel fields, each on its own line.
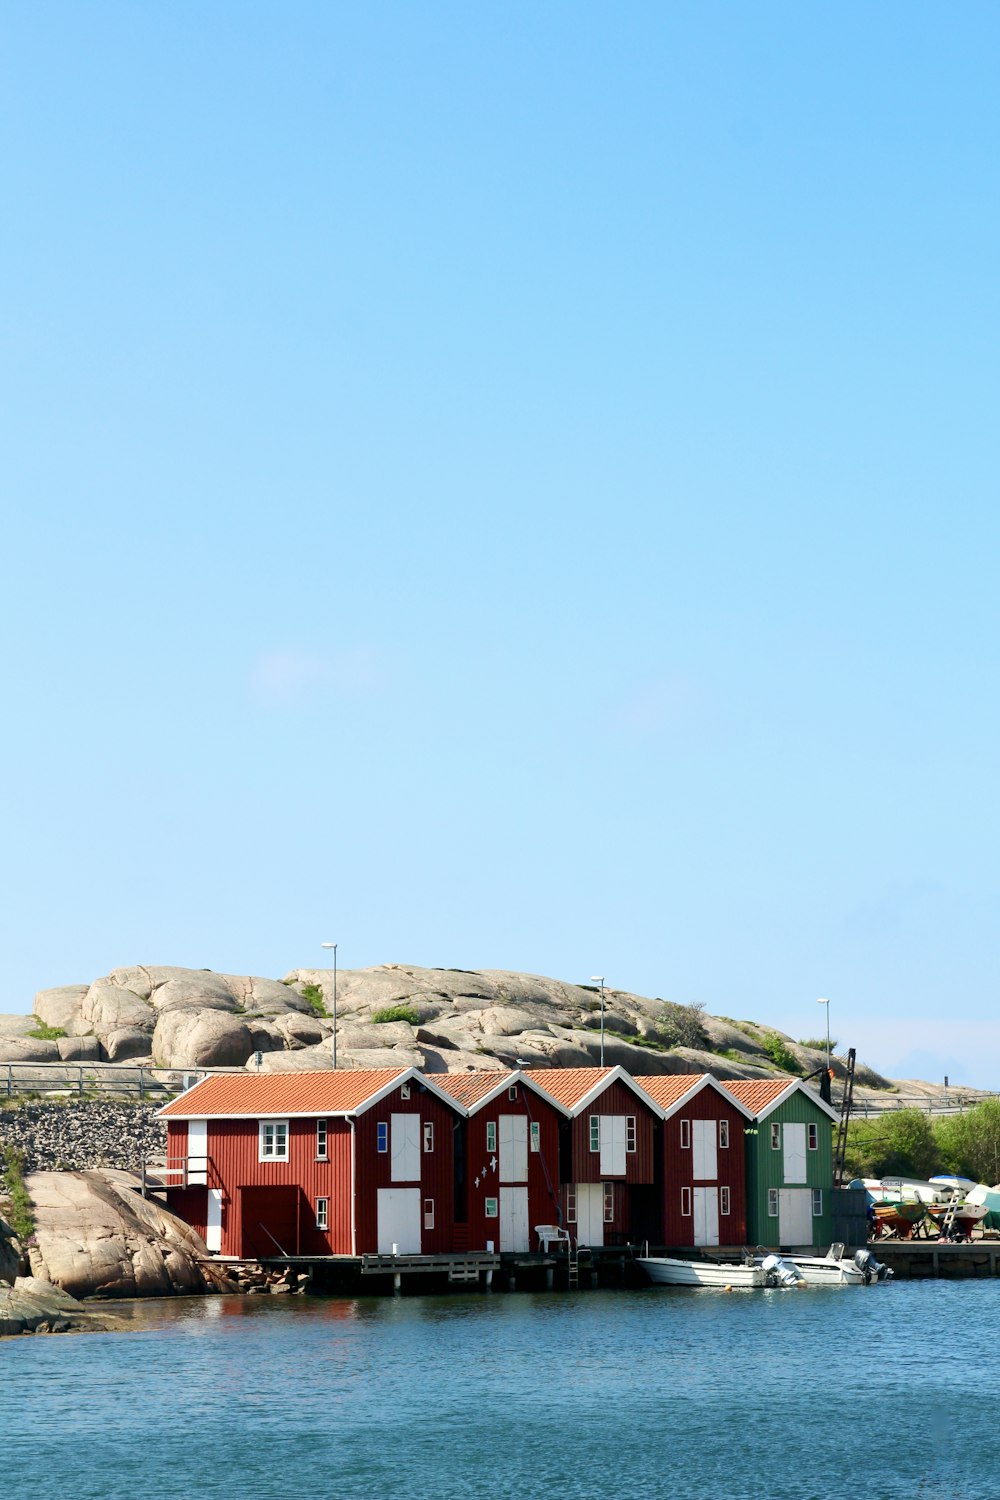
left=507, top=1274, right=516, bottom=1293
left=393, top=1271, right=402, bottom=1296
left=545, top=1266, right=554, bottom=1291
left=485, top=1268, right=493, bottom=1291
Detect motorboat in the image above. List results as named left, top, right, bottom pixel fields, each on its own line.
left=637, top=1255, right=767, bottom=1288
left=745, top=1244, right=892, bottom=1285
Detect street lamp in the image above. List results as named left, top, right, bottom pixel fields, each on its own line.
left=321, top=942, right=338, bottom=1068
left=816, top=997, right=831, bottom=1072
left=591, top=977, right=606, bottom=1067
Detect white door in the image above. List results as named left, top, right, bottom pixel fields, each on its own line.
left=778, top=1188, right=813, bottom=1246
left=206, top=1188, right=222, bottom=1252
left=187, top=1119, right=208, bottom=1185
left=783, top=1123, right=807, bottom=1184
left=499, top=1116, right=528, bottom=1182
left=693, top=1187, right=720, bottom=1247
left=377, top=1188, right=422, bottom=1253
left=500, top=1187, right=530, bottom=1251
left=692, top=1121, right=718, bottom=1181
left=575, top=1184, right=605, bottom=1247
left=391, top=1114, right=421, bottom=1182
left=599, top=1117, right=627, bottom=1175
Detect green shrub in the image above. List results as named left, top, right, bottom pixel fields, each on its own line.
left=27, top=1022, right=66, bottom=1041
left=300, top=983, right=329, bottom=1018
left=842, top=1109, right=941, bottom=1182
left=0, top=1146, right=35, bottom=1242
left=654, top=1001, right=708, bottom=1051
left=761, top=1032, right=802, bottom=1073
left=935, top=1099, right=1000, bottom=1185
left=798, top=1036, right=838, bottom=1053
left=372, top=1004, right=420, bottom=1025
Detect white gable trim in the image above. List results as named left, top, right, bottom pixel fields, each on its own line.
left=740, top=1078, right=839, bottom=1124
left=653, top=1074, right=756, bottom=1123
left=460, top=1070, right=573, bottom=1117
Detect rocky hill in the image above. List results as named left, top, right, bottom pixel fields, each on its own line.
left=0, top=961, right=896, bottom=1092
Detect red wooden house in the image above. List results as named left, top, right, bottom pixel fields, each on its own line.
left=523, top=1067, right=664, bottom=1247
left=157, top=1067, right=465, bottom=1258
left=635, top=1073, right=753, bottom=1248
left=434, top=1070, right=568, bottom=1252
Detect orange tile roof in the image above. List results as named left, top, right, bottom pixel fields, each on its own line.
left=160, top=1068, right=410, bottom=1118
left=633, top=1073, right=710, bottom=1110
left=522, top=1067, right=615, bottom=1108
left=721, top=1078, right=794, bottom=1114
left=434, top=1071, right=514, bottom=1107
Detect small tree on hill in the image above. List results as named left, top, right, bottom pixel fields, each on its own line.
left=935, top=1099, right=1000, bottom=1186
left=842, top=1108, right=941, bottom=1182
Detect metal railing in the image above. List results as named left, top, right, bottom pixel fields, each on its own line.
left=0, top=1059, right=239, bottom=1101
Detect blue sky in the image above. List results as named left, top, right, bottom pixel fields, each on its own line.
left=2, top=4, right=998, bottom=1084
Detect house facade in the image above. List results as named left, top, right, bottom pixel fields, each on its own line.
left=636, top=1073, right=753, bottom=1248
left=434, top=1071, right=567, bottom=1252
left=523, top=1067, right=664, bottom=1248
left=721, top=1078, right=838, bottom=1248
left=158, top=1067, right=464, bottom=1258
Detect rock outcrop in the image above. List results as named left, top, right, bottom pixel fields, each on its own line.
left=0, top=1276, right=131, bottom=1337
left=24, top=1169, right=237, bottom=1299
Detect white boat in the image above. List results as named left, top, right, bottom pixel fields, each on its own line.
left=637, top=1255, right=767, bottom=1288
left=781, top=1254, right=866, bottom=1285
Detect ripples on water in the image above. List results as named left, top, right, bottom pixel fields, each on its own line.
left=2, top=1282, right=991, bottom=1500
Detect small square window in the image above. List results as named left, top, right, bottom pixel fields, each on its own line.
left=486, top=1121, right=497, bottom=1153
left=719, top=1120, right=729, bottom=1149
left=808, top=1123, right=818, bottom=1151
left=768, top=1188, right=779, bottom=1217
left=626, top=1116, right=636, bottom=1153
left=812, top=1188, right=823, bottom=1217
left=529, top=1121, right=540, bottom=1152
left=423, top=1120, right=434, bottom=1153
left=720, top=1186, right=731, bottom=1216
left=377, top=1121, right=388, bottom=1153
left=316, top=1197, right=329, bottom=1231
left=770, top=1122, right=781, bottom=1150
left=400, top=1083, right=411, bottom=1100
left=589, top=1116, right=600, bottom=1153
left=424, top=1198, right=435, bottom=1229
left=485, top=1197, right=498, bottom=1218
left=603, top=1184, right=614, bottom=1223
left=681, top=1187, right=692, bottom=1217
left=316, top=1119, right=328, bottom=1160
left=508, top=1084, right=518, bottom=1101
left=680, top=1119, right=691, bottom=1150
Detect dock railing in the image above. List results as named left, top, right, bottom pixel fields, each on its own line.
left=1, top=1059, right=248, bottom=1102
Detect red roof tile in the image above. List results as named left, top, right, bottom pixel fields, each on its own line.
left=521, top=1067, right=616, bottom=1108
left=721, top=1078, right=795, bottom=1114
left=434, top=1071, right=514, bottom=1107
left=160, top=1068, right=411, bottom=1118
left=633, top=1073, right=710, bottom=1110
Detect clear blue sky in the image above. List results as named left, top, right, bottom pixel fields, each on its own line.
left=2, top=4, right=998, bottom=1085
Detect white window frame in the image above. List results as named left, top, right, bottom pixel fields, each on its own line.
left=808, top=1123, right=818, bottom=1151
left=508, top=1084, right=518, bottom=1101
left=486, top=1121, right=497, bottom=1153
left=680, top=1186, right=692, bottom=1217
left=770, top=1122, right=781, bottom=1151
left=719, top=1119, right=729, bottom=1149
left=377, top=1121, right=388, bottom=1153
left=258, top=1119, right=288, bottom=1162
left=603, top=1183, right=614, bottom=1223
left=316, top=1197, right=329, bottom=1231
left=812, top=1188, right=823, bottom=1217
left=316, top=1119, right=328, bottom=1160
left=400, top=1083, right=411, bottom=1100
left=424, top=1198, right=435, bottom=1229
left=626, top=1116, right=636, bottom=1153
left=720, top=1186, right=731, bottom=1216
left=485, top=1197, right=498, bottom=1219
left=566, top=1188, right=577, bottom=1224
left=529, top=1121, right=540, bottom=1153
left=768, top=1188, right=779, bottom=1217
left=680, top=1119, right=691, bottom=1150
left=423, top=1120, right=434, bottom=1153
left=589, top=1115, right=600, bottom=1153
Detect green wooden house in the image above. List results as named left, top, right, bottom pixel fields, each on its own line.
left=723, top=1078, right=838, bottom=1248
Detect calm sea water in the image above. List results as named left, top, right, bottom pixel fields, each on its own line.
left=2, top=1281, right=994, bottom=1500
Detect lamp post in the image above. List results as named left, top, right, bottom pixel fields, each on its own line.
left=322, top=942, right=338, bottom=1068
left=591, top=976, right=606, bottom=1067
left=816, top=997, right=831, bottom=1072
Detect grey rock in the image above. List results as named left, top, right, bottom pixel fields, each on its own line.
left=152, top=1009, right=254, bottom=1068
left=56, top=1035, right=102, bottom=1062
left=0, top=1015, right=43, bottom=1039
left=0, top=1036, right=59, bottom=1063
left=252, top=1044, right=334, bottom=1072
left=579, top=1010, right=638, bottom=1037
left=32, top=985, right=88, bottom=1032
left=421, top=1047, right=503, bottom=1074
left=273, top=1014, right=327, bottom=1049
left=81, top=978, right=155, bottom=1036
left=339, top=1046, right=426, bottom=1071
left=151, top=974, right=239, bottom=1014
left=223, top=975, right=312, bottom=1015
left=103, top=1027, right=154, bottom=1063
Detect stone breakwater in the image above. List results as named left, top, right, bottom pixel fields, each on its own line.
left=0, top=1099, right=166, bottom=1178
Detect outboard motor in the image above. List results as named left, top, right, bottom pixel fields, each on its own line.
left=761, top=1253, right=804, bottom=1288
left=854, top=1247, right=893, bottom=1283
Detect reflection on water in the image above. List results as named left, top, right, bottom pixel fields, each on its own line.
left=2, top=1281, right=994, bottom=1500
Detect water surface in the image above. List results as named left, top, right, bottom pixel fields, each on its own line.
left=2, top=1282, right=991, bottom=1499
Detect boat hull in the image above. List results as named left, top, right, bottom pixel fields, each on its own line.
left=637, top=1256, right=766, bottom=1288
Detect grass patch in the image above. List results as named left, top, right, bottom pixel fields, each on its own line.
left=1, top=1145, right=35, bottom=1241
left=715, top=1047, right=755, bottom=1065
left=372, top=1004, right=420, bottom=1025
left=300, top=983, right=330, bottom=1018
left=604, top=1029, right=667, bottom=1051
left=761, top=1032, right=803, bottom=1073
left=27, top=1022, right=66, bottom=1041
left=798, top=1036, right=838, bottom=1053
